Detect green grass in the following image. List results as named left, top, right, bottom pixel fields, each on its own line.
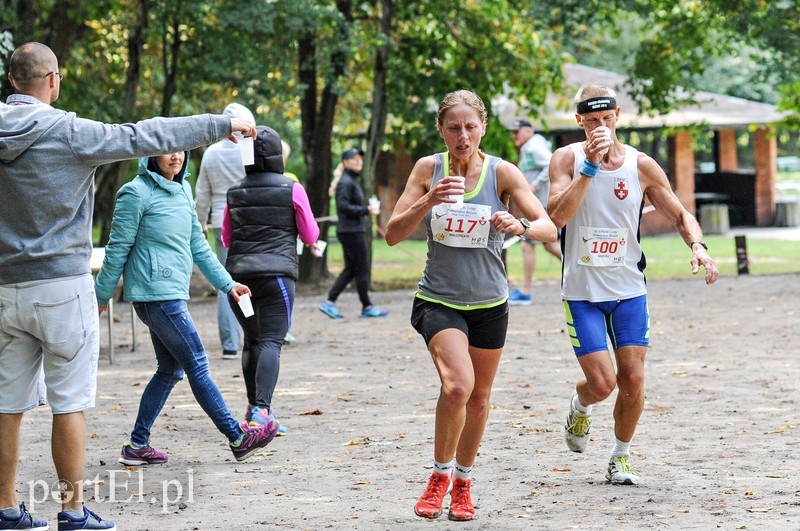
left=324, top=233, right=800, bottom=290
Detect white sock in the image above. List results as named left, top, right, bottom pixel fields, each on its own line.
left=433, top=460, right=453, bottom=476
left=611, top=438, right=631, bottom=457
left=573, top=393, right=592, bottom=415
left=454, top=461, right=472, bottom=480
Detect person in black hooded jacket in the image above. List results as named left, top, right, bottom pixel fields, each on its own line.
left=222, top=126, right=319, bottom=433
left=319, top=148, right=388, bottom=319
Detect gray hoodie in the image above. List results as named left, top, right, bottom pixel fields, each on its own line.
left=0, top=95, right=231, bottom=284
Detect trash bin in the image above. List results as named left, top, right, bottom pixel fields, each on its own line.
left=699, top=204, right=730, bottom=234
left=775, top=197, right=800, bottom=227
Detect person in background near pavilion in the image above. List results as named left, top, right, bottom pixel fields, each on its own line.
left=506, top=118, right=562, bottom=305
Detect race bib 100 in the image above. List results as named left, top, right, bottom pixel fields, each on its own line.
left=578, top=226, right=628, bottom=267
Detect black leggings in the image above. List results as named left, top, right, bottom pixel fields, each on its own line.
left=229, top=276, right=294, bottom=408
left=327, top=232, right=372, bottom=308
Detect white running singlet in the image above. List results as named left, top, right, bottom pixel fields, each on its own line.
left=561, top=143, right=647, bottom=302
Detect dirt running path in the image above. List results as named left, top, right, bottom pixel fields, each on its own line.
left=14, top=273, right=800, bottom=530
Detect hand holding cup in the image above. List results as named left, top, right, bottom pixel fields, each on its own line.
left=595, top=126, right=613, bottom=155
left=368, top=195, right=381, bottom=215
left=446, top=176, right=466, bottom=208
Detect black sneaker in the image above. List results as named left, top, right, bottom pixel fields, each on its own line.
left=57, top=506, right=115, bottom=530
left=222, top=349, right=238, bottom=360
left=0, top=503, right=48, bottom=530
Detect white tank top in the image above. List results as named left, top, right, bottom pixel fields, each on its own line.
left=561, top=143, right=647, bottom=302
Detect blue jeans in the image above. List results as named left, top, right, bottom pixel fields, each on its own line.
left=131, top=300, right=241, bottom=445
left=229, top=277, right=294, bottom=409
left=213, top=230, right=241, bottom=352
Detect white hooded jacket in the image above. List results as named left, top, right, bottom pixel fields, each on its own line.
left=195, top=102, right=256, bottom=229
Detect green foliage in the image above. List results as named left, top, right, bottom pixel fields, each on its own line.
left=387, top=0, right=563, bottom=155
left=7, top=0, right=800, bottom=250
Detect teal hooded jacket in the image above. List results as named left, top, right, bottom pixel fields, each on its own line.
left=94, top=155, right=234, bottom=307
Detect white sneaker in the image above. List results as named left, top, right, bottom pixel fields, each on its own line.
left=564, top=392, right=592, bottom=453
left=606, top=455, right=641, bottom=485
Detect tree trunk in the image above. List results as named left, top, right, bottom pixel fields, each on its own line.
left=44, top=0, right=88, bottom=61
left=362, top=0, right=392, bottom=287
left=94, top=0, right=149, bottom=245
left=161, top=16, right=181, bottom=117
left=297, top=0, right=354, bottom=286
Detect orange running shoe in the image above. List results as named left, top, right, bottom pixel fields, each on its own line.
left=414, top=471, right=453, bottom=519
left=448, top=478, right=475, bottom=521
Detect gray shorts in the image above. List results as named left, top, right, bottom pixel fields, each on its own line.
left=0, top=274, right=99, bottom=413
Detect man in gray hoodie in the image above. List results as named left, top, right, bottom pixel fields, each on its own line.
left=0, top=42, right=256, bottom=530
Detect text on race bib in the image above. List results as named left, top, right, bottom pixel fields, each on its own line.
left=577, top=226, right=629, bottom=267
left=430, top=203, right=492, bottom=248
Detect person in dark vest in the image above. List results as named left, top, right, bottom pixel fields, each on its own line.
left=222, top=126, right=320, bottom=434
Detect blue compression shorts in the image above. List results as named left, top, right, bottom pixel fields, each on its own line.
left=563, top=295, right=650, bottom=357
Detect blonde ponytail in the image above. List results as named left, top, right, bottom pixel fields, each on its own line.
left=329, top=162, right=344, bottom=198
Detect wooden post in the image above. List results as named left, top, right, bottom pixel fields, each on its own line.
left=753, top=127, right=777, bottom=226
left=717, top=128, right=738, bottom=172
left=668, top=130, right=696, bottom=212
left=735, top=235, right=749, bottom=275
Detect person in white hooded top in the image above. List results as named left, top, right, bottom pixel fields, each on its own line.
left=195, top=103, right=256, bottom=360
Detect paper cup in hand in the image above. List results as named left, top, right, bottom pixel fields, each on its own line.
left=311, top=240, right=327, bottom=258
left=368, top=195, right=381, bottom=210
left=447, top=176, right=466, bottom=208
left=596, top=126, right=612, bottom=155
left=237, top=293, right=254, bottom=318
left=236, top=133, right=255, bottom=166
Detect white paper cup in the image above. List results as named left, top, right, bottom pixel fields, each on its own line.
left=236, top=134, right=255, bottom=166
left=368, top=195, right=381, bottom=210
left=296, top=238, right=304, bottom=255
left=596, top=126, right=612, bottom=155
left=311, top=240, right=327, bottom=258
left=448, top=176, right=466, bottom=208
left=237, top=293, right=254, bottom=318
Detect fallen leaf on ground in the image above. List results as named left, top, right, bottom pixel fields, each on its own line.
left=299, top=409, right=322, bottom=415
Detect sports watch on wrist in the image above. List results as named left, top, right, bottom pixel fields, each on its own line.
left=519, top=218, right=531, bottom=237
left=689, top=240, right=708, bottom=250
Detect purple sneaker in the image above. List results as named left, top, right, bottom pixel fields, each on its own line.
left=118, top=443, right=168, bottom=466
left=249, top=406, right=287, bottom=436
left=230, top=422, right=278, bottom=462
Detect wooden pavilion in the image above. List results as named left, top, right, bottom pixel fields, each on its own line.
left=496, top=64, right=786, bottom=236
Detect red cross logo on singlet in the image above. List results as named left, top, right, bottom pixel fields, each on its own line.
left=614, top=178, right=628, bottom=200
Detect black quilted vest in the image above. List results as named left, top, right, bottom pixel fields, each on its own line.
left=225, top=126, right=298, bottom=280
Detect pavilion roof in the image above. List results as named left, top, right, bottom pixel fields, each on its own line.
left=495, top=63, right=786, bottom=132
